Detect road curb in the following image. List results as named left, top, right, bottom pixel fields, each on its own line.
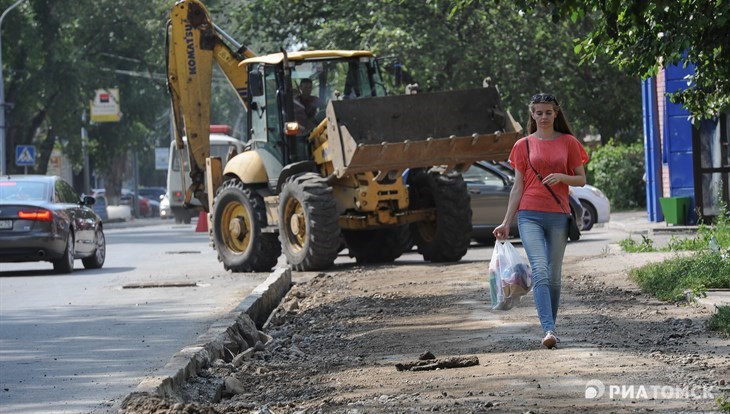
left=131, top=267, right=292, bottom=400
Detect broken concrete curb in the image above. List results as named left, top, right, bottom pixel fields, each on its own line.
left=131, top=266, right=292, bottom=400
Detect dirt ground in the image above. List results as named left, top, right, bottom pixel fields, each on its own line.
left=121, top=250, right=729, bottom=413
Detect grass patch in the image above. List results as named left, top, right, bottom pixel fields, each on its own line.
left=717, top=392, right=730, bottom=413
left=619, top=235, right=656, bottom=252
left=619, top=195, right=730, bottom=255
left=629, top=252, right=730, bottom=301
left=708, top=306, right=730, bottom=337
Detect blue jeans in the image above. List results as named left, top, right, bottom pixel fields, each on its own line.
left=518, top=210, right=569, bottom=333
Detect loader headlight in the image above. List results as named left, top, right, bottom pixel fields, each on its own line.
left=285, top=122, right=300, bottom=136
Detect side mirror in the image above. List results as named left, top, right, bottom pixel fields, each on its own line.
left=249, top=72, right=264, bottom=97
left=82, top=195, right=96, bottom=206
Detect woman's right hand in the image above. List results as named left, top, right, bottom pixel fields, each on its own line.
left=493, top=223, right=509, bottom=241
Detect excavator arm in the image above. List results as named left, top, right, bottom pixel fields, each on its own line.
left=166, top=0, right=255, bottom=209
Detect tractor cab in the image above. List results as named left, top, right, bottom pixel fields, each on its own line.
left=244, top=51, right=387, bottom=166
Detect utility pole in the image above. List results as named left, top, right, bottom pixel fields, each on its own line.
left=81, top=110, right=90, bottom=194
left=0, top=0, right=28, bottom=175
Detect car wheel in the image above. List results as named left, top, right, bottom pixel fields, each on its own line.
left=82, top=227, right=106, bottom=269
left=580, top=201, right=597, bottom=231
left=53, top=232, right=75, bottom=274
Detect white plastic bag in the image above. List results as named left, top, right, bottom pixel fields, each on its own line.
left=488, top=241, right=532, bottom=310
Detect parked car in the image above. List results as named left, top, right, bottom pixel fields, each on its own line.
left=121, top=189, right=152, bottom=217
left=0, top=175, right=106, bottom=273
left=465, top=162, right=584, bottom=244
left=90, top=192, right=109, bottom=221
left=92, top=189, right=152, bottom=218
left=570, top=184, right=611, bottom=231
left=160, top=193, right=172, bottom=219
left=138, top=187, right=166, bottom=217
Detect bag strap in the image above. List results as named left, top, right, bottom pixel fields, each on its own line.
left=525, top=136, right=569, bottom=215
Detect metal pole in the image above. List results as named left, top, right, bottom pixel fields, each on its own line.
left=132, top=151, right=139, bottom=218
left=81, top=110, right=90, bottom=194
left=0, top=0, right=28, bottom=175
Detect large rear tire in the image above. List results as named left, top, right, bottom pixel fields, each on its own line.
left=278, top=173, right=340, bottom=271
left=212, top=179, right=280, bottom=272
left=343, top=225, right=410, bottom=264
left=408, top=169, right=472, bottom=262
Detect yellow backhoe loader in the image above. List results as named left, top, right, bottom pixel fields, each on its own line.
left=167, top=0, right=521, bottom=272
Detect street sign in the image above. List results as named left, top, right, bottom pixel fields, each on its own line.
left=90, top=88, right=121, bottom=122
left=15, top=145, right=36, bottom=166
left=155, top=147, right=169, bottom=170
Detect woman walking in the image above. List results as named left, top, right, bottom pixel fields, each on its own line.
left=493, top=93, right=589, bottom=348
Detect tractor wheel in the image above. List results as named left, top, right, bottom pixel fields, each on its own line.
left=211, top=179, right=280, bottom=272
left=278, top=173, right=340, bottom=271
left=343, top=225, right=410, bottom=264
left=408, top=169, right=472, bottom=262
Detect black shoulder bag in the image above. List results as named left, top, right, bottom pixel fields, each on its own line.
left=525, top=137, right=581, bottom=241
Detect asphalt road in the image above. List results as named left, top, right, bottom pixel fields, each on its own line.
left=0, top=222, right=268, bottom=414
left=0, top=218, right=628, bottom=413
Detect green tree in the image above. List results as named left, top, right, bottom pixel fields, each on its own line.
left=483, top=0, right=730, bottom=120
left=2, top=0, right=170, bottom=201
left=229, top=0, right=642, bottom=143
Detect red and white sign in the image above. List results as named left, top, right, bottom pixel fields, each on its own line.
left=90, top=88, right=121, bottom=122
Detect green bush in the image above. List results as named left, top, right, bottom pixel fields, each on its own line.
left=587, top=140, right=645, bottom=210
left=629, top=252, right=730, bottom=301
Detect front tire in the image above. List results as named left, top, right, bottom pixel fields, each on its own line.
left=408, top=169, right=472, bottom=262
left=278, top=173, right=340, bottom=271
left=53, top=231, right=75, bottom=274
left=82, top=226, right=106, bottom=269
left=212, top=179, right=280, bottom=272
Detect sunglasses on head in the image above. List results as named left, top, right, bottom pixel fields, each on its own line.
left=531, top=94, right=558, bottom=104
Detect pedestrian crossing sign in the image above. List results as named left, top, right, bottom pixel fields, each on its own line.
left=15, top=145, right=36, bottom=167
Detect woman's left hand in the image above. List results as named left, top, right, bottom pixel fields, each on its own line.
left=543, top=173, right=564, bottom=186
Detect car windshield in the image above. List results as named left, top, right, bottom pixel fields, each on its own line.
left=0, top=181, right=49, bottom=202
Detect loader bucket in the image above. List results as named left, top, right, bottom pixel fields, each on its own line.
left=325, top=87, right=521, bottom=178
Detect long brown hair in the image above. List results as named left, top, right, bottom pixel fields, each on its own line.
left=526, top=93, right=574, bottom=136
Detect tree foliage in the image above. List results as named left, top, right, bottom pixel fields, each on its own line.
left=229, top=0, right=642, bottom=143
left=496, top=0, right=730, bottom=120
left=2, top=0, right=169, bottom=200
left=2, top=0, right=650, bottom=196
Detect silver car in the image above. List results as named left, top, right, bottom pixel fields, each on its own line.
left=465, top=162, right=584, bottom=244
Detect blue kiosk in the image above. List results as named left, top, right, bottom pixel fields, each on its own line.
left=642, top=64, right=729, bottom=224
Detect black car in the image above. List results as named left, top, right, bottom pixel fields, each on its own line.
left=465, top=161, right=584, bottom=244
left=0, top=175, right=106, bottom=273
